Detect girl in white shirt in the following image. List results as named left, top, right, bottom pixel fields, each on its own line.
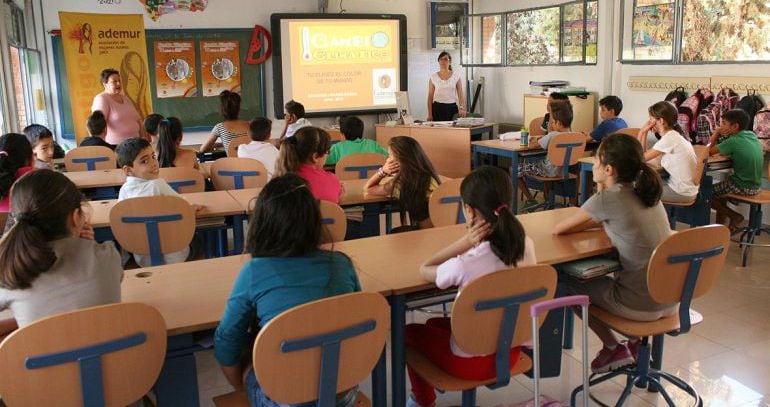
left=638, top=101, right=698, bottom=203
left=427, top=51, right=466, bottom=122
left=405, top=165, right=537, bottom=407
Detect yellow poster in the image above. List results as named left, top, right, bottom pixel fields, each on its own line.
left=59, top=12, right=152, bottom=141
left=200, top=40, right=241, bottom=97
left=153, top=40, right=197, bottom=98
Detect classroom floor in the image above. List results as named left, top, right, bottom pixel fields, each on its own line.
left=195, top=226, right=770, bottom=407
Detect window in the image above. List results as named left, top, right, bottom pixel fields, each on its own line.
left=506, top=7, right=561, bottom=65
left=561, top=1, right=599, bottom=63
left=462, top=14, right=503, bottom=65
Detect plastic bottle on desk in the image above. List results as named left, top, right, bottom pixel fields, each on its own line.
left=520, top=126, right=529, bottom=147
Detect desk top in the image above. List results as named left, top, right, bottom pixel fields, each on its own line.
left=227, top=179, right=390, bottom=212
left=471, top=139, right=543, bottom=153
left=89, top=190, right=244, bottom=228
left=578, top=154, right=732, bottom=166
left=376, top=123, right=494, bottom=131
left=120, top=254, right=391, bottom=335
left=65, top=169, right=126, bottom=189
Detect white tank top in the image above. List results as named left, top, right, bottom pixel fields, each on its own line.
left=430, top=71, right=461, bottom=104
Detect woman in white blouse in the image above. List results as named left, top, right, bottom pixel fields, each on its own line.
left=427, top=52, right=466, bottom=122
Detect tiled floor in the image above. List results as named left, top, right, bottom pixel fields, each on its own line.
left=196, top=230, right=770, bottom=406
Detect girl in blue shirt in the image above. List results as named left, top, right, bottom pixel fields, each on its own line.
left=214, top=173, right=361, bottom=406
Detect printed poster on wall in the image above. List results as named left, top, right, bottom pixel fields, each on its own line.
left=153, top=40, right=197, bottom=98
left=200, top=40, right=241, bottom=97
left=58, top=12, right=152, bottom=141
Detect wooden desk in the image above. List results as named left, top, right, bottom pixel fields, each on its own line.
left=375, top=123, right=494, bottom=178
left=226, top=179, right=391, bottom=212
left=65, top=168, right=126, bottom=189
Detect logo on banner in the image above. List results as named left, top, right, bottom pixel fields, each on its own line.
left=70, top=22, right=94, bottom=54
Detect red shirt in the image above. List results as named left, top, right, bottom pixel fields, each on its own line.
left=297, top=164, right=342, bottom=204
left=0, top=166, right=35, bottom=212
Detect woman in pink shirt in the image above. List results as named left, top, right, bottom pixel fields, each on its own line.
left=275, top=127, right=342, bottom=203
left=91, top=68, right=142, bottom=146
left=405, top=166, right=537, bottom=407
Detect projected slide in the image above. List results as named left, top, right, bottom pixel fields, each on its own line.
left=276, top=17, right=404, bottom=115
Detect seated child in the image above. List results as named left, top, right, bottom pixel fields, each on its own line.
left=144, top=113, right=165, bottom=149
left=80, top=110, right=115, bottom=150
left=405, top=166, right=537, bottom=407
left=237, top=117, right=279, bottom=179
left=116, top=137, right=201, bottom=267
left=708, top=109, right=764, bottom=230
left=528, top=102, right=574, bottom=178
left=276, top=126, right=342, bottom=204
left=280, top=99, right=312, bottom=141
left=586, top=95, right=628, bottom=142
left=22, top=124, right=55, bottom=169
left=156, top=117, right=199, bottom=169
left=0, top=170, right=122, bottom=339
left=214, top=173, right=360, bottom=406
left=325, top=116, right=388, bottom=165
left=555, top=134, right=674, bottom=373
left=0, top=133, right=35, bottom=212
left=540, top=92, right=570, bottom=132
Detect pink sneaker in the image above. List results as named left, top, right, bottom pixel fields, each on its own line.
left=590, top=344, right=634, bottom=373
left=625, top=339, right=641, bottom=362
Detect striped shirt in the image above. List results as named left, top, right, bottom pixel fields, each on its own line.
left=211, top=122, right=247, bottom=151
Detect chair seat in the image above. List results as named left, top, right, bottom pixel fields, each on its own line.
left=213, top=390, right=370, bottom=406
left=724, top=190, right=770, bottom=205
left=527, top=173, right=577, bottom=182
left=405, top=348, right=532, bottom=392
left=590, top=307, right=703, bottom=338
left=663, top=199, right=696, bottom=207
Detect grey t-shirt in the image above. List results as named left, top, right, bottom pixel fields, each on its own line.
left=0, top=237, right=123, bottom=327
left=582, top=184, right=673, bottom=311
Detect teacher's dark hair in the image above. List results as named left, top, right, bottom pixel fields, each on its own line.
left=597, top=133, right=662, bottom=208
left=438, top=51, right=452, bottom=71
left=100, top=68, right=119, bottom=84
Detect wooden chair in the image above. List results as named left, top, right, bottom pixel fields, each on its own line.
left=529, top=117, right=546, bottom=137
left=320, top=200, right=347, bottom=243
left=662, top=144, right=711, bottom=228
left=335, top=153, right=386, bottom=180
left=725, top=162, right=770, bottom=266
left=406, top=265, right=557, bottom=407
left=213, top=292, right=390, bottom=407
left=526, top=132, right=586, bottom=210
left=64, top=146, right=116, bottom=172
left=159, top=166, right=205, bottom=193
left=226, top=135, right=251, bottom=157
left=326, top=128, right=346, bottom=143
left=110, top=195, right=195, bottom=266
left=0, top=303, right=166, bottom=407
left=210, top=157, right=268, bottom=190
left=615, top=127, right=641, bottom=137
left=428, top=177, right=465, bottom=227
left=570, top=224, right=730, bottom=407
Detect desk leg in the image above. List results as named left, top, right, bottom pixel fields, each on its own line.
left=390, top=294, right=407, bottom=407
left=231, top=214, right=244, bottom=255
left=472, top=147, right=480, bottom=169
left=154, top=334, right=200, bottom=407
left=372, top=349, right=387, bottom=407
left=511, top=153, right=520, bottom=214
left=579, top=162, right=591, bottom=205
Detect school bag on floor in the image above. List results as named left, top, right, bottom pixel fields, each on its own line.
left=736, top=90, right=765, bottom=130
left=694, top=88, right=739, bottom=145
left=754, top=104, right=770, bottom=153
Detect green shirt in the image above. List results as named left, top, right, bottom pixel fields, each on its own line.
left=326, top=138, right=388, bottom=165
left=717, top=130, right=763, bottom=189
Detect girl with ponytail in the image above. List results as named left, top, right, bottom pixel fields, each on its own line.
left=156, top=117, right=199, bottom=169
left=0, top=170, right=122, bottom=337
left=555, top=133, right=675, bottom=374
left=0, top=133, right=35, bottom=212
left=275, top=126, right=342, bottom=203
left=638, top=101, right=698, bottom=203
left=404, top=166, right=536, bottom=407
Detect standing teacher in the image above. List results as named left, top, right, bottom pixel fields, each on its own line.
left=91, top=68, right=143, bottom=146
left=427, top=51, right=466, bottom=122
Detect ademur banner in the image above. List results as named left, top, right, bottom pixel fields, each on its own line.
left=59, top=12, right=152, bottom=141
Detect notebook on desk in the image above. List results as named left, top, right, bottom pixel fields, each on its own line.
left=561, top=255, right=621, bottom=280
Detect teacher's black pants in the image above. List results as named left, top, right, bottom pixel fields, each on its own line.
left=432, top=102, right=458, bottom=122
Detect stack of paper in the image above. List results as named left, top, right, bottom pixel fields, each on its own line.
left=499, top=131, right=521, bottom=141
left=455, top=117, right=486, bottom=127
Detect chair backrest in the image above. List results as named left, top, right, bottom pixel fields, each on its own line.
left=615, top=127, right=641, bottom=137
left=226, top=135, right=252, bottom=157
left=0, top=303, right=166, bottom=407
left=647, top=224, right=729, bottom=333
left=158, top=166, right=205, bottom=193
left=334, top=153, right=387, bottom=180
left=529, top=117, right=546, bottom=137
left=210, top=157, right=268, bottom=190
left=253, top=292, right=389, bottom=406
left=64, top=146, right=116, bottom=172
left=109, top=195, right=196, bottom=266
left=546, top=132, right=587, bottom=179
left=319, top=200, right=347, bottom=243
left=691, top=144, right=710, bottom=186
left=451, top=265, right=557, bottom=387
left=428, top=177, right=465, bottom=227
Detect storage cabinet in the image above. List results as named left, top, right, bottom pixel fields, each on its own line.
left=523, top=93, right=597, bottom=134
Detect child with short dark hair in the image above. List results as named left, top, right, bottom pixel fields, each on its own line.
left=237, top=117, right=279, bottom=179
left=587, top=96, right=628, bottom=141
left=80, top=110, right=115, bottom=150
left=530, top=102, right=574, bottom=177
left=143, top=113, right=165, bottom=148
left=156, top=117, right=199, bottom=169
left=708, top=109, right=764, bottom=230
left=540, top=92, right=570, bottom=132
left=280, top=99, right=312, bottom=140
left=22, top=124, right=54, bottom=169
left=0, top=133, right=35, bottom=212
left=214, top=173, right=360, bottom=406
left=276, top=127, right=342, bottom=203
left=326, top=116, right=388, bottom=165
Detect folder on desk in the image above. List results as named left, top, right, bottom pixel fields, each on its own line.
left=561, top=256, right=621, bottom=280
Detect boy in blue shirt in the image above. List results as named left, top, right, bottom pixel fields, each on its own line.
left=585, top=95, right=628, bottom=142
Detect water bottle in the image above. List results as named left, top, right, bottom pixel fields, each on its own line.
left=520, top=127, right=529, bottom=147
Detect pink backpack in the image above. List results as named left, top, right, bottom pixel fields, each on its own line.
left=678, top=89, right=713, bottom=140
left=694, top=88, right=739, bottom=145
left=754, top=105, right=770, bottom=153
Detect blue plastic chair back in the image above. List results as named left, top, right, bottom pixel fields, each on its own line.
left=72, top=156, right=109, bottom=171
left=167, top=180, right=196, bottom=193
left=121, top=214, right=183, bottom=266
left=343, top=164, right=381, bottom=179
left=217, top=170, right=260, bottom=190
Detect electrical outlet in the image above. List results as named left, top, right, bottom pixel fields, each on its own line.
left=478, top=76, right=485, bottom=85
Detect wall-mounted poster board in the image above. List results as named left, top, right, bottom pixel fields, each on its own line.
left=52, top=28, right=265, bottom=139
